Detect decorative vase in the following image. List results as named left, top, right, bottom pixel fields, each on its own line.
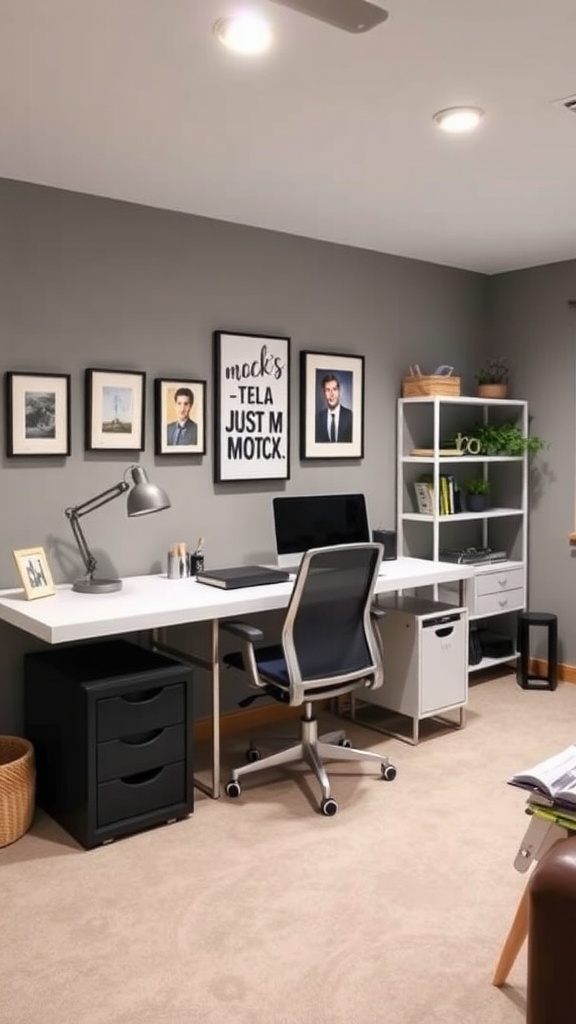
left=477, top=383, right=508, bottom=399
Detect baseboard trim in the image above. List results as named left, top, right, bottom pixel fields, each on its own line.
left=193, top=703, right=303, bottom=743
left=531, top=658, right=576, bottom=684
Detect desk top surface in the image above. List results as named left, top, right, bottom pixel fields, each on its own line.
left=0, top=557, right=473, bottom=645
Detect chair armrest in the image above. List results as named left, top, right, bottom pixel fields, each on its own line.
left=221, top=621, right=265, bottom=643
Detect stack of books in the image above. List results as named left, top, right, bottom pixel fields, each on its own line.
left=414, top=475, right=462, bottom=515
left=508, top=744, right=576, bottom=832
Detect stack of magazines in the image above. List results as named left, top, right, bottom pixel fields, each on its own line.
left=509, top=744, right=576, bottom=828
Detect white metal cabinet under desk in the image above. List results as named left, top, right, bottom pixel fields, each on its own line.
left=352, top=596, right=468, bottom=744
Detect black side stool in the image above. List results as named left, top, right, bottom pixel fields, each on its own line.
left=517, top=611, right=558, bottom=691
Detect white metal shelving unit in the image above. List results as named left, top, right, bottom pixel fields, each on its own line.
left=397, top=395, right=528, bottom=673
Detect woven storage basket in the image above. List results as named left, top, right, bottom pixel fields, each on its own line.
left=402, top=375, right=461, bottom=397
left=0, top=736, right=35, bottom=847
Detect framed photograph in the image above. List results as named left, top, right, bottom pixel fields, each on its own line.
left=300, top=351, right=365, bottom=460
left=154, top=378, right=207, bottom=455
left=5, top=372, right=71, bottom=457
left=214, top=331, right=290, bottom=482
left=12, top=546, right=56, bottom=600
left=85, top=368, right=145, bottom=451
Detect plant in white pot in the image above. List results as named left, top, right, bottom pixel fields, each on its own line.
left=475, top=357, right=509, bottom=399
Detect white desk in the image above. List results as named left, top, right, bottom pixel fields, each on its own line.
left=0, top=557, right=473, bottom=797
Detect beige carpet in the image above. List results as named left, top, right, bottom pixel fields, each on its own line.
left=2, top=670, right=571, bottom=1024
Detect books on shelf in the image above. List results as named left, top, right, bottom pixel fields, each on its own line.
left=196, top=566, right=291, bottom=590
left=413, top=475, right=462, bottom=515
left=508, top=745, right=576, bottom=808
left=410, top=448, right=465, bottom=457
left=414, top=481, right=434, bottom=514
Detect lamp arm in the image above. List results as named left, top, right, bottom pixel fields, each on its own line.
left=65, top=480, right=129, bottom=519
left=64, top=479, right=130, bottom=580
left=66, top=511, right=98, bottom=578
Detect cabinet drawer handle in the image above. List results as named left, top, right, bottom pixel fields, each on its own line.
left=498, top=598, right=509, bottom=608
left=119, top=729, right=164, bottom=747
left=120, top=687, right=163, bottom=705
left=120, top=767, right=164, bottom=786
left=435, top=626, right=454, bottom=638
left=497, top=577, right=509, bottom=588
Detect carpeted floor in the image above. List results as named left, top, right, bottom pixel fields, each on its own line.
left=2, top=669, right=571, bottom=1023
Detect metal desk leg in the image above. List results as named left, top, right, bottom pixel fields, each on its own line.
left=151, top=622, right=221, bottom=799
left=210, top=618, right=220, bottom=799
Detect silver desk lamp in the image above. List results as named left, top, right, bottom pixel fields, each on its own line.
left=65, top=465, right=171, bottom=594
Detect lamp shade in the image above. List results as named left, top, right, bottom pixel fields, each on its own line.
left=127, top=466, right=171, bottom=517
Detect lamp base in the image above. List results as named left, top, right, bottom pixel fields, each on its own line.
left=73, top=577, right=123, bottom=594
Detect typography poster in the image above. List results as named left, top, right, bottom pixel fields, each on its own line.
left=214, top=332, right=290, bottom=482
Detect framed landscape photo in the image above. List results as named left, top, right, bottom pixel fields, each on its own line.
left=5, top=372, right=71, bottom=457
left=12, top=546, right=56, bottom=600
left=214, top=331, right=290, bottom=482
left=154, top=378, right=207, bottom=456
left=85, top=368, right=145, bottom=451
left=300, top=351, right=365, bottom=460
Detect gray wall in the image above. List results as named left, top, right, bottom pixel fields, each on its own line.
left=0, top=177, right=488, bottom=731
left=488, top=261, right=576, bottom=667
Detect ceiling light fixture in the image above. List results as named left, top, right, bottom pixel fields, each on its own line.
left=214, top=15, right=273, bottom=54
left=433, top=106, right=485, bottom=134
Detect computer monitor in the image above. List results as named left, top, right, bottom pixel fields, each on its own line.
left=273, top=493, right=371, bottom=569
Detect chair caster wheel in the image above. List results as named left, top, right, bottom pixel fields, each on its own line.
left=225, top=780, right=241, bottom=798
left=321, top=797, right=338, bottom=816
left=246, top=747, right=261, bottom=763
left=381, top=763, right=397, bottom=781
left=339, top=738, right=352, bottom=748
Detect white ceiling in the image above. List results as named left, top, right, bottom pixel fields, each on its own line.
left=2, top=0, right=576, bottom=274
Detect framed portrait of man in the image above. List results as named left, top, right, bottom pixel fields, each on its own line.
left=300, top=351, right=364, bottom=460
left=155, top=378, right=206, bottom=456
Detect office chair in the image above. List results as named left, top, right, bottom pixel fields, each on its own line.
left=222, top=543, right=397, bottom=816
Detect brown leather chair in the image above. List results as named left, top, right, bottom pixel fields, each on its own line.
left=528, top=836, right=576, bottom=1024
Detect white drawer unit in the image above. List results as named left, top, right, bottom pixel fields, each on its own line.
left=468, top=562, right=525, bottom=618
left=355, top=596, right=468, bottom=744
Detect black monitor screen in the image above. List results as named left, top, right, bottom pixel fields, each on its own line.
left=273, top=493, right=370, bottom=558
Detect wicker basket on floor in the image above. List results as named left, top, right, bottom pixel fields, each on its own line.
left=0, top=736, right=35, bottom=847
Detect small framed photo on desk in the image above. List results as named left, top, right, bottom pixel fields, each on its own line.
left=12, top=546, right=56, bottom=600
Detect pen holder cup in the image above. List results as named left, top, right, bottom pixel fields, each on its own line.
left=167, top=552, right=190, bottom=580
left=189, top=554, right=204, bottom=577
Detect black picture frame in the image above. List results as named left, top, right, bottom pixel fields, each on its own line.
left=213, top=331, right=290, bottom=482
left=300, top=351, right=365, bottom=460
left=5, top=371, right=71, bottom=457
left=85, top=368, right=145, bottom=451
left=154, top=377, right=207, bottom=455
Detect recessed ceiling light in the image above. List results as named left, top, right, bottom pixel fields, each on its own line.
left=433, top=107, right=485, bottom=133
left=214, top=15, right=273, bottom=54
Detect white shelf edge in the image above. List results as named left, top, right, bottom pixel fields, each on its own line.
left=469, top=653, right=519, bottom=673
left=402, top=508, right=525, bottom=522
left=403, top=455, right=525, bottom=463
left=399, top=396, right=527, bottom=406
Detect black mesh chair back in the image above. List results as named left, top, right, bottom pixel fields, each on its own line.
left=282, top=543, right=383, bottom=704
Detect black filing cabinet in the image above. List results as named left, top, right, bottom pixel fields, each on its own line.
left=24, top=639, right=193, bottom=849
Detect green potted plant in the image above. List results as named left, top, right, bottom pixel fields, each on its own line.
left=465, top=421, right=547, bottom=456
left=475, top=357, right=509, bottom=398
left=462, top=477, right=490, bottom=512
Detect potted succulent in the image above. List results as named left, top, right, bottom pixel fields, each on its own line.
left=475, top=357, right=509, bottom=399
left=462, top=477, right=491, bottom=512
